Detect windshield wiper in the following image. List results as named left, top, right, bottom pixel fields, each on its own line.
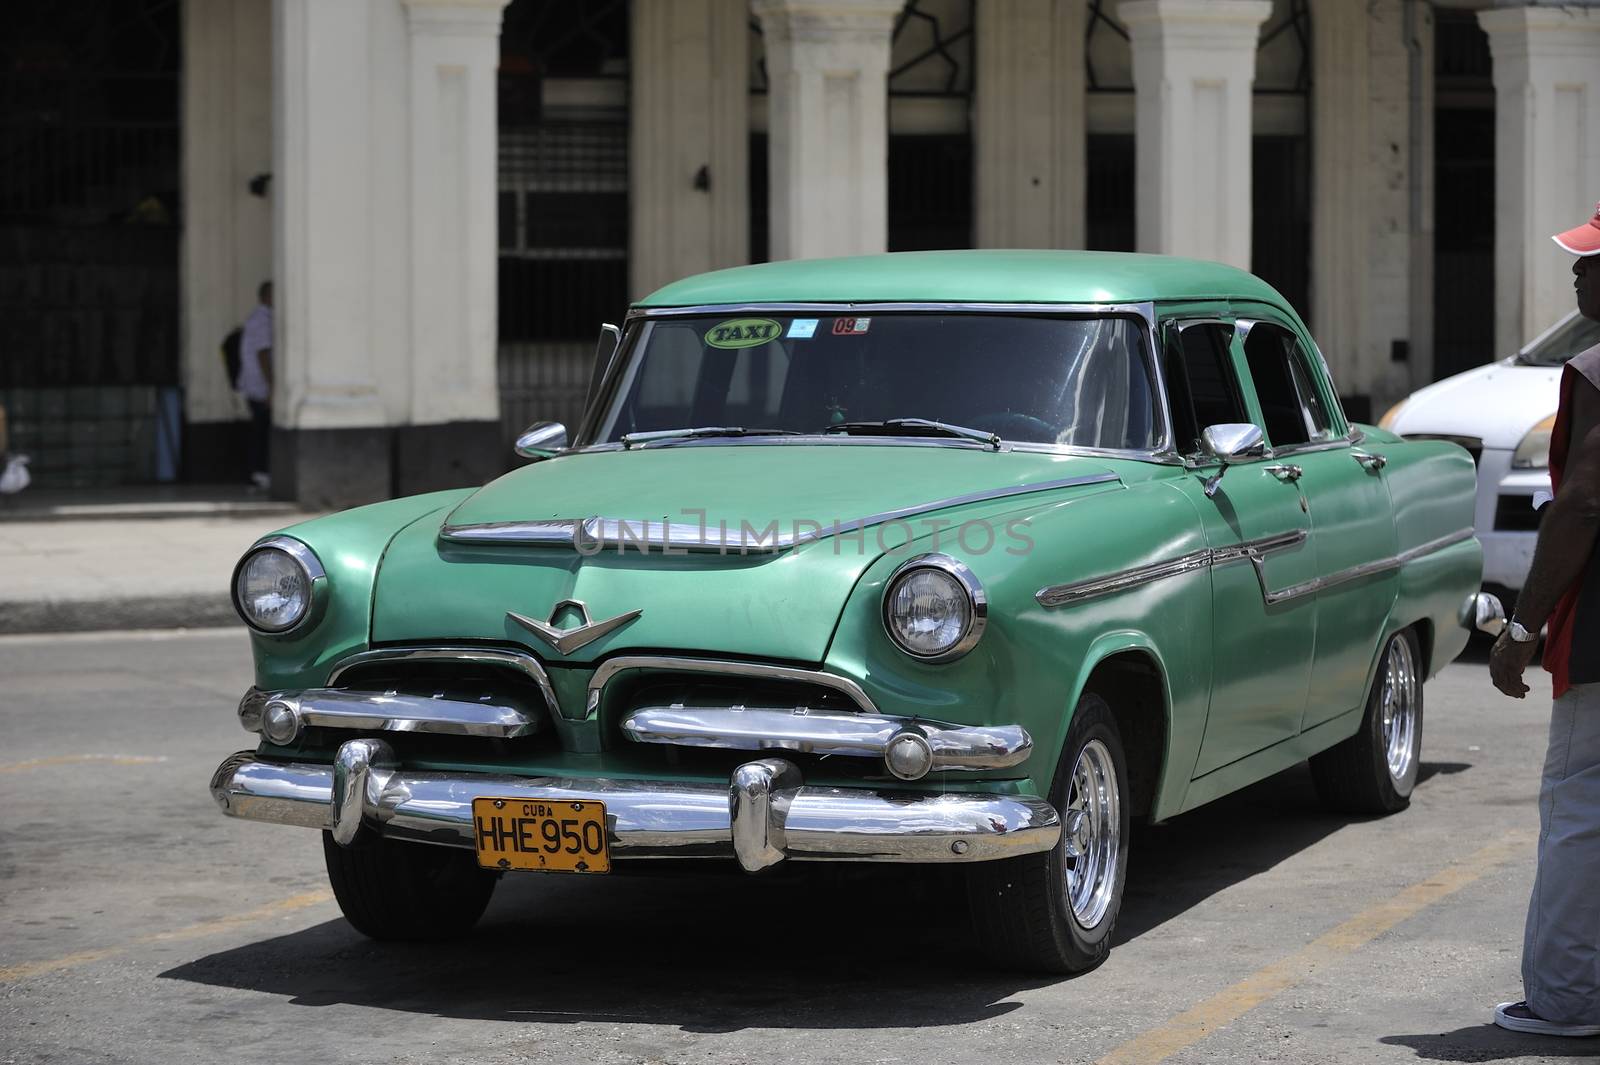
left=620, top=426, right=802, bottom=448
left=823, top=418, right=1002, bottom=450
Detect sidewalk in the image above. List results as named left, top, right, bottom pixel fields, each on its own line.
left=0, top=490, right=317, bottom=633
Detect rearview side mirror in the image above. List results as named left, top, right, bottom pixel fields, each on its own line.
left=1200, top=423, right=1265, bottom=497
left=514, top=421, right=568, bottom=460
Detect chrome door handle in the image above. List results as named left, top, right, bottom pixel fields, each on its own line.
left=1354, top=452, right=1387, bottom=471
left=1265, top=464, right=1303, bottom=482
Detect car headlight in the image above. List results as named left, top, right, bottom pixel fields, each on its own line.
left=1512, top=413, right=1557, bottom=470
left=232, top=537, right=326, bottom=634
left=1378, top=400, right=1407, bottom=430
left=882, top=554, right=987, bottom=662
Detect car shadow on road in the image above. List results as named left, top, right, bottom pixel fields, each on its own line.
left=1115, top=759, right=1468, bottom=945
left=161, top=759, right=1472, bottom=1028
left=1381, top=1024, right=1600, bottom=1060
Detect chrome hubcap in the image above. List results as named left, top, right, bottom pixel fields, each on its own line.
left=1063, top=738, right=1120, bottom=929
left=1380, top=637, right=1419, bottom=784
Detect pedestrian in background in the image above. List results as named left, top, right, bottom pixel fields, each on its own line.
left=238, top=280, right=273, bottom=491
left=1490, top=202, right=1600, bottom=1038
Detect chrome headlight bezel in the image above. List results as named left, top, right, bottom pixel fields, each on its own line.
left=881, top=553, right=988, bottom=663
left=231, top=536, right=328, bottom=636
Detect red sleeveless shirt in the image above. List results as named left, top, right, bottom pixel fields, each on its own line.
left=1543, top=343, right=1600, bottom=697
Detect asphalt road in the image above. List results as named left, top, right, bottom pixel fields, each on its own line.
left=0, top=629, right=1589, bottom=1065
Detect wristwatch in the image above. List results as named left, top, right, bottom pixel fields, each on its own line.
left=1507, top=618, right=1539, bottom=643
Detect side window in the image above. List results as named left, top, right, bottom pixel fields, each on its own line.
left=1164, top=321, right=1247, bottom=455
left=1242, top=322, right=1335, bottom=448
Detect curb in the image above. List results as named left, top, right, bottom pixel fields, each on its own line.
left=0, top=595, right=240, bottom=635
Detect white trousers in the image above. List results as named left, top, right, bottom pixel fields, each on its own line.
left=1523, top=682, right=1600, bottom=1023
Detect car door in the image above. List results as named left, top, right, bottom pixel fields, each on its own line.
left=1235, top=317, right=1400, bottom=731
left=1163, top=318, right=1318, bottom=778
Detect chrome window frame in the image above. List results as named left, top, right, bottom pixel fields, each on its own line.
left=575, top=301, right=1181, bottom=464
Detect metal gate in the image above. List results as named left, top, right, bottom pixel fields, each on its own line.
left=0, top=0, right=181, bottom=489
left=497, top=0, right=629, bottom=441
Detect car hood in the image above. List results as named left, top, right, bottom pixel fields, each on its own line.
left=1388, top=359, right=1561, bottom=448
left=370, top=444, right=1124, bottom=664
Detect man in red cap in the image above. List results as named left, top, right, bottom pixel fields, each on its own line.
left=1490, top=202, right=1600, bottom=1037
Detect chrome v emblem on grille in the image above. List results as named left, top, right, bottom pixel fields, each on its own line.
left=507, top=599, right=643, bottom=655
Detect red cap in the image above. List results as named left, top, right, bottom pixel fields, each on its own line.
left=1552, top=202, right=1600, bottom=256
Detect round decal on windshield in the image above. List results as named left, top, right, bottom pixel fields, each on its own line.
left=705, top=318, right=782, bottom=349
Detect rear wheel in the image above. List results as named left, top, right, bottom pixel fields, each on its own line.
left=1310, top=627, right=1423, bottom=815
left=322, top=832, right=498, bottom=941
left=966, top=693, right=1130, bottom=973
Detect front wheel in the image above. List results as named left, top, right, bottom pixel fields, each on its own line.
left=966, top=693, right=1130, bottom=973
left=323, top=832, right=498, bottom=941
left=1310, top=627, right=1424, bottom=815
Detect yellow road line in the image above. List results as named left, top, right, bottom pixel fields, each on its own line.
left=0, top=754, right=168, bottom=773
left=1096, top=832, right=1532, bottom=1065
left=0, top=890, right=333, bottom=984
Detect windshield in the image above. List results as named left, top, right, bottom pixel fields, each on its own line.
left=590, top=313, right=1160, bottom=450
left=1519, top=312, right=1600, bottom=366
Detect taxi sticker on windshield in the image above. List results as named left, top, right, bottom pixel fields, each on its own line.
left=706, top=318, right=782, bottom=349
left=787, top=318, right=818, bottom=339
left=831, top=317, right=871, bottom=336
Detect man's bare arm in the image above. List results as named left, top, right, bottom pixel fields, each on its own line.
left=1514, top=381, right=1600, bottom=629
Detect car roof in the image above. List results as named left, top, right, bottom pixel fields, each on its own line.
left=634, top=249, right=1288, bottom=309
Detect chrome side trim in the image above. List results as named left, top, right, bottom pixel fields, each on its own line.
left=439, top=471, right=1121, bottom=552
left=586, top=656, right=880, bottom=715
left=1250, top=527, right=1475, bottom=606
left=1036, top=527, right=1476, bottom=609
left=620, top=705, right=1033, bottom=773
left=1035, top=549, right=1213, bottom=608
left=210, top=743, right=1062, bottom=865
left=326, top=646, right=559, bottom=719
left=238, top=687, right=542, bottom=740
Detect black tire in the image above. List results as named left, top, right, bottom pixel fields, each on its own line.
left=966, top=693, right=1131, bottom=974
left=322, top=832, right=498, bottom=941
left=1310, top=627, right=1424, bottom=815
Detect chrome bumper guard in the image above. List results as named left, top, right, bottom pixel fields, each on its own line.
left=1460, top=591, right=1506, bottom=635
left=210, top=738, right=1061, bottom=872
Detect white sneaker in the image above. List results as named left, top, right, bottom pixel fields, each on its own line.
left=250, top=471, right=271, bottom=491
left=1494, top=1001, right=1600, bottom=1037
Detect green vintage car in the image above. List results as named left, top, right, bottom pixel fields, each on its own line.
left=212, top=250, right=1503, bottom=973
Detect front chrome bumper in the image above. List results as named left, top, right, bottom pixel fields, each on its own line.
left=210, top=738, right=1061, bottom=873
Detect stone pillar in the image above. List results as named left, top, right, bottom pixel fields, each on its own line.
left=1308, top=0, right=1369, bottom=395
left=1479, top=5, right=1600, bottom=358
left=1118, top=0, right=1272, bottom=269
left=630, top=0, right=749, bottom=298
left=974, top=0, right=1085, bottom=249
left=751, top=0, right=903, bottom=261
left=272, top=0, right=507, bottom=508
left=398, top=0, right=509, bottom=488
left=180, top=0, right=272, bottom=479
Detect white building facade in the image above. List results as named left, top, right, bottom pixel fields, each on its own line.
left=9, top=0, right=1597, bottom=503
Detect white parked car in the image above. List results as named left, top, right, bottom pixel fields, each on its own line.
left=1380, top=310, right=1600, bottom=598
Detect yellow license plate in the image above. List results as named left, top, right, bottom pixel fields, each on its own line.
left=472, top=797, right=611, bottom=874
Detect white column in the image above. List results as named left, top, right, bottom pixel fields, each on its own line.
left=402, top=0, right=508, bottom=426
left=273, top=0, right=388, bottom=436
left=630, top=0, right=749, bottom=298
left=974, top=0, right=1085, bottom=249
left=181, top=0, right=272, bottom=427
left=1479, top=5, right=1600, bottom=358
left=1308, top=0, right=1369, bottom=391
left=752, top=0, right=903, bottom=261
left=1119, top=0, right=1272, bottom=269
